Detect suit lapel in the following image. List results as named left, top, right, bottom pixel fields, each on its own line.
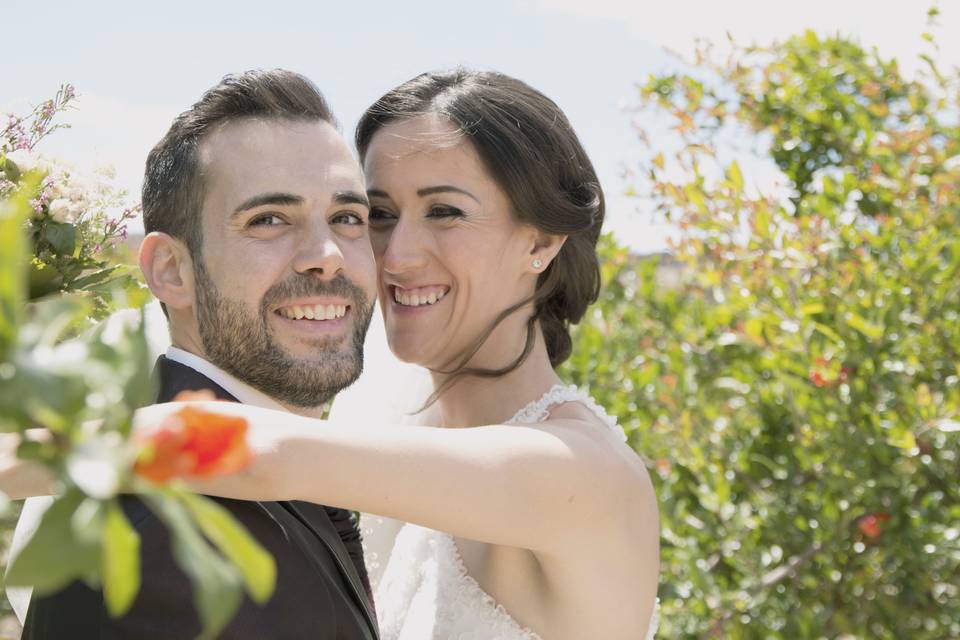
left=281, top=501, right=378, bottom=638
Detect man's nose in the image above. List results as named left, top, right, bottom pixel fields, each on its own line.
left=292, top=223, right=344, bottom=278
left=381, top=217, right=429, bottom=275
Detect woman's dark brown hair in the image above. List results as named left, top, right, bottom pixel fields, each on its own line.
left=356, top=69, right=603, bottom=394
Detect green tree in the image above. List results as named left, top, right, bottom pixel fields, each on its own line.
left=564, top=16, right=959, bottom=639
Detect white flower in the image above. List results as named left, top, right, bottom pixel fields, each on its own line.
left=94, top=164, right=117, bottom=181
left=48, top=197, right=76, bottom=223
left=4, top=149, right=38, bottom=174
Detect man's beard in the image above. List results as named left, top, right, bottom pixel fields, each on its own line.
left=193, top=259, right=373, bottom=408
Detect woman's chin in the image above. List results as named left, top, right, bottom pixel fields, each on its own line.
left=385, top=334, right=432, bottom=367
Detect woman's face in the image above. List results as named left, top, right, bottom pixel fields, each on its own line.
left=362, top=115, right=539, bottom=370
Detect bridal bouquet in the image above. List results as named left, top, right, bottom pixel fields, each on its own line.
left=1, top=90, right=273, bottom=639
left=1, top=85, right=141, bottom=316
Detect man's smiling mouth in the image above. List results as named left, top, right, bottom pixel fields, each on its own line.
left=276, top=303, right=348, bottom=320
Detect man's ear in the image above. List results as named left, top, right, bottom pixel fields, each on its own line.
left=138, top=232, right=195, bottom=310
left=527, top=229, right=567, bottom=274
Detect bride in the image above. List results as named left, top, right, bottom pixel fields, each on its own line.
left=19, top=69, right=661, bottom=639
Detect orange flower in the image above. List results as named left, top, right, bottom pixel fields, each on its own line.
left=857, top=513, right=891, bottom=541
left=809, top=358, right=852, bottom=388
left=135, top=390, right=252, bottom=484
left=654, top=458, right=672, bottom=479
left=809, top=371, right=829, bottom=388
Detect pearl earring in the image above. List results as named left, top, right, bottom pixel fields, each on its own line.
left=532, top=258, right=543, bottom=269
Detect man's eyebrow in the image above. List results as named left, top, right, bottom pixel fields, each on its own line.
left=366, top=186, right=480, bottom=204
left=232, top=192, right=303, bottom=216
left=333, top=190, right=370, bottom=208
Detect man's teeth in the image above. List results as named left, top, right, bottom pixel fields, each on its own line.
left=394, top=287, right=447, bottom=307
left=278, top=304, right=347, bottom=320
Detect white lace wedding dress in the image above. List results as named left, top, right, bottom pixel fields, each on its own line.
left=360, top=384, right=659, bottom=640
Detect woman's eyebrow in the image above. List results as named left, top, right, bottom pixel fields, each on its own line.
left=417, top=185, right=480, bottom=204
left=366, top=185, right=480, bottom=204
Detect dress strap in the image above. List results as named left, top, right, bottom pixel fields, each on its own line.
left=508, top=384, right=627, bottom=442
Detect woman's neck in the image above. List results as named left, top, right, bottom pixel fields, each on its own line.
left=430, top=325, right=562, bottom=428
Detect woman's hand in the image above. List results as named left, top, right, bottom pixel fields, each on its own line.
left=0, top=431, right=55, bottom=499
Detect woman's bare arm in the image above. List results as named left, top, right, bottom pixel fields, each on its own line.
left=136, top=401, right=656, bottom=557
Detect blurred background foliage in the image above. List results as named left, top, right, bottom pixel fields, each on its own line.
left=563, top=13, right=959, bottom=639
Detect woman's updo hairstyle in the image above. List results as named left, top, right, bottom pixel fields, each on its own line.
left=356, top=68, right=603, bottom=387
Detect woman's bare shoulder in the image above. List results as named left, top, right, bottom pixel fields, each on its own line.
left=540, top=400, right=658, bottom=528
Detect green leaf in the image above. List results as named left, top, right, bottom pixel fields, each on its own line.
left=27, top=259, right=64, bottom=299
left=101, top=500, right=141, bottom=617
left=84, top=306, right=156, bottom=435
left=811, top=321, right=842, bottom=344
left=887, top=427, right=917, bottom=452
left=181, top=492, right=277, bottom=604
left=844, top=312, right=884, bottom=342
left=800, top=303, right=825, bottom=315
left=728, top=160, right=744, bottom=191
left=745, top=318, right=765, bottom=340
left=144, top=492, right=243, bottom=640
left=70, top=266, right=120, bottom=290
left=3, top=156, right=22, bottom=182
left=44, top=221, right=77, bottom=256
left=0, top=178, right=34, bottom=359
left=5, top=489, right=102, bottom=595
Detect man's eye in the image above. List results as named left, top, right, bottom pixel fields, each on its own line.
left=248, top=214, right=285, bottom=227
left=428, top=205, right=464, bottom=219
left=332, top=211, right=365, bottom=226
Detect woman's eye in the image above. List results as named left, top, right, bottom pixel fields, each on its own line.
left=248, top=214, right=285, bottom=227
left=332, top=211, right=365, bottom=226
left=369, top=207, right=398, bottom=227
left=428, top=205, right=464, bottom=219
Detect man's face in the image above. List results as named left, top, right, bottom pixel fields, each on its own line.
left=192, top=118, right=376, bottom=408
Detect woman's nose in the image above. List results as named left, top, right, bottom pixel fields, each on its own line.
left=380, top=217, right=429, bottom=275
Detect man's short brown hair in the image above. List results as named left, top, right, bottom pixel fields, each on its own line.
left=142, top=69, right=336, bottom=256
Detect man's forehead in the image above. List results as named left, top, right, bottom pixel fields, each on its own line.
left=200, top=117, right=345, bottom=163
left=198, top=118, right=364, bottom=201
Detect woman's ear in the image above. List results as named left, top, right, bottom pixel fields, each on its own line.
left=527, top=229, right=567, bottom=274
left=138, top=232, right=195, bottom=310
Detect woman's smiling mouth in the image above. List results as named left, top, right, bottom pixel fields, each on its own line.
left=391, top=285, right=449, bottom=308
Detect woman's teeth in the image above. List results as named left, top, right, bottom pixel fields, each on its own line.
left=278, top=304, right=347, bottom=320
left=394, top=287, right=447, bottom=307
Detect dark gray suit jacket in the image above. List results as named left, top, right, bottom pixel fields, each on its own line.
left=22, top=356, right=379, bottom=640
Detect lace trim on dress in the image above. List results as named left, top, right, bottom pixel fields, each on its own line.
left=508, top=383, right=628, bottom=443
left=436, top=531, right=543, bottom=640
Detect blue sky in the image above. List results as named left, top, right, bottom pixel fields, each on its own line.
left=3, top=0, right=956, bottom=252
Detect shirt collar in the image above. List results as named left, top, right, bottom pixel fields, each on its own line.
left=165, top=346, right=288, bottom=412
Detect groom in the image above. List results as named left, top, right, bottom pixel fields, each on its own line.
left=20, top=70, right=379, bottom=639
